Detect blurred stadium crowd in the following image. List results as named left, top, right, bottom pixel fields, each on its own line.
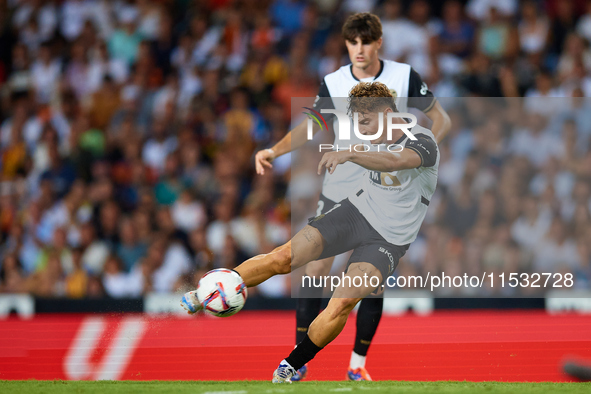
left=0, top=0, right=591, bottom=298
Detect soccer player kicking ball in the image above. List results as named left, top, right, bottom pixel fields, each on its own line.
left=256, top=12, right=450, bottom=382
left=182, top=82, right=439, bottom=383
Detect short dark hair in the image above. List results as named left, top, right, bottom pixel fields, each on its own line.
left=342, top=13, right=382, bottom=43
left=348, top=82, right=397, bottom=115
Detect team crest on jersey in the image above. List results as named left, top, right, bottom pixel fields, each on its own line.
left=370, top=171, right=401, bottom=186
left=389, top=89, right=397, bottom=98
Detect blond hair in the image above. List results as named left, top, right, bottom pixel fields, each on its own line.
left=348, top=82, right=397, bottom=115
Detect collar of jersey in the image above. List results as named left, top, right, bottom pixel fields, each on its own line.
left=350, top=60, right=384, bottom=82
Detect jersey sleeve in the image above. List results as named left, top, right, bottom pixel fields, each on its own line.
left=405, top=133, right=438, bottom=167
left=312, top=78, right=335, bottom=121
left=407, top=68, right=436, bottom=113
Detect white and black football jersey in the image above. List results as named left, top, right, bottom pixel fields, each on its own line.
left=313, top=59, right=436, bottom=203
left=349, top=125, right=439, bottom=245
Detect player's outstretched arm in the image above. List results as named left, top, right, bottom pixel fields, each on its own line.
left=318, top=135, right=437, bottom=174
left=318, top=149, right=421, bottom=175
left=350, top=148, right=423, bottom=172
left=424, top=100, right=451, bottom=144
left=255, top=118, right=322, bottom=175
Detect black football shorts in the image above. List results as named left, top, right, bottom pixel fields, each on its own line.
left=308, top=198, right=409, bottom=284
left=315, top=193, right=338, bottom=216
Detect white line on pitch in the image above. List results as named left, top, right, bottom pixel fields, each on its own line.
left=203, top=391, right=247, bottom=394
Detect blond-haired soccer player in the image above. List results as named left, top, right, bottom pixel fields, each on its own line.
left=182, top=82, right=440, bottom=383
left=256, top=12, right=449, bottom=381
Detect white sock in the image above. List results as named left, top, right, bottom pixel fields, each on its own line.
left=281, top=359, right=295, bottom=370
left=349, top=351, right=366, bottom=369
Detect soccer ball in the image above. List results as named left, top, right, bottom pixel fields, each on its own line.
left=196, top=269, right=248, bottom=317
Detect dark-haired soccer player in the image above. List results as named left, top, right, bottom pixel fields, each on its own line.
left=253, top=12, right=450, bottom=381
left=182, top=81, right=439, bottom=382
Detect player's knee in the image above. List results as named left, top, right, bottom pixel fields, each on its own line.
left=270, top=244, right=291, bottom=275
left=304, top=259, right=332, bottom=277
left=327, top=297, right=359, bottom=320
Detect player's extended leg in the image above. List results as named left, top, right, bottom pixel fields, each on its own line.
left=234, top=225, right=325, bottom=287
left=182, top=225, right=327, bottom=314
left=348, top=296, right=383, bottom=381
left=273, top=262, right=383, bottom=382
left=292, top=256, right=335, bottom=381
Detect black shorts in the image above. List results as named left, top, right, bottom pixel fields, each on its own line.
left=308, top=198, right=409, bottom=283
left=316, top=193, right=338, bottom=216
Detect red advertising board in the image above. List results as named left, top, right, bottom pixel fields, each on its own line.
left=1, top=311, right=590, bottom=381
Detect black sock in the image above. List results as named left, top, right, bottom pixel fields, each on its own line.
left=353, top=296, right=383, bottom=356
left=286, top=334, right=323, bottom=371
left=295, top=286, right=323, bottom=344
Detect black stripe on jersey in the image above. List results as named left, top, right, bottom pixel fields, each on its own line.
left=317, top=79, right=331, bottom=101
left=407, top=68, right=436, bottom=113
left=350, top=60, right=384, bottom=81
left=312, top=78, right=336, bottom=120
left=404, top=133, right=437, bottom=168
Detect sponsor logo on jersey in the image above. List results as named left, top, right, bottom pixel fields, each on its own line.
left=420, top=82, right=428, bottom=96
left=370, top=171, right=401, bottom=187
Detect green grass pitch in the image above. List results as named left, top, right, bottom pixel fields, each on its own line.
left=1, top=381, right=590, bottom=394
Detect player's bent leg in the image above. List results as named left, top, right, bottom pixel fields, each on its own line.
left=308, top=262, right=383, bottom=347
left=304, top=256, right=336, bottom=277
left=235, top=225, right=325, bottom=287
left=292, top=256, right=336, bottom=382
left=273, top=262, right=382, bottom=382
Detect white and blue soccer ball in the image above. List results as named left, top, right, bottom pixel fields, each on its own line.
left=196, top=269, right=247, bottom=317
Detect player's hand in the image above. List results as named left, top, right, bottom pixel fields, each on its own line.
left=255, top=148, right=275, bottom=175
left=318, top=151, right=351, bottom=175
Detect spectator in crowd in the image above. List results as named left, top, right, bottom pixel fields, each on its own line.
left=109, top=7, right=143, bottom=66
left=518, top=1, right=549, bottom=58
left=31, top=43, right=60, bottom=104
left=437, top=0, right=475, bottom=67
left=0, top=254, right=25, bottom=293
left=381, top=0, right=414, bottom=62
left=476, top=6, right=518, bottom=61
left=534, top=218, right=580, bottom=273
left=79, top=222, right=109, bottom=276
left=102, top=254, right=143, bottom=298
left=116, top=216, right=148, bottom=272
left=65, top=247, right=87, bottom=298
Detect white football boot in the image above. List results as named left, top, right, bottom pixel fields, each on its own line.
left=272, top=360, right=297, bottom=383
left=180, top=290, right=202, bottom=314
